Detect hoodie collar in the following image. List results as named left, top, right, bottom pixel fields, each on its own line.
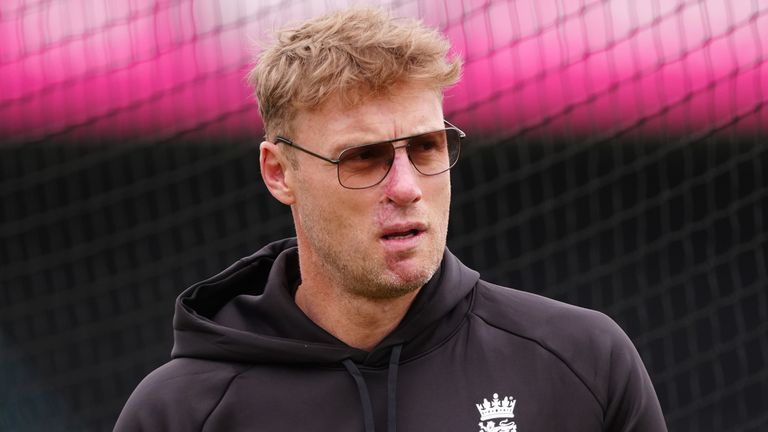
left=171, top=238, right=479, bottom=367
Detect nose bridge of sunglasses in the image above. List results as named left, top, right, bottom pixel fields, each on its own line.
left=393, top=144, right=427, bottom=179
left=394, top=140, right=421, bottom=165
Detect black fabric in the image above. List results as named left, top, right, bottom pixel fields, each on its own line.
left=115, top=238, right=667, bottom=431
left=341, top=344, right=403, bottom=432
left=343, top=359, right=375, bottom=432
left=387, top=345, right=402, bottom=432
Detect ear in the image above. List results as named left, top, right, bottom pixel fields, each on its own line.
left=260, top=141, right=296, bottom=205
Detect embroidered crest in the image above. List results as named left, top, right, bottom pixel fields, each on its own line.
left=476, top=393, right=518, bottom=432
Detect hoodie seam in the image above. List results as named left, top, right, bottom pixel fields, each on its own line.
left=394, top=285, right=478, bottom=365
left=469, top=310, right=606, bottom=413
left=199, top=367, right=252, bottom=431
left=188, top=330, right=361, bottom=362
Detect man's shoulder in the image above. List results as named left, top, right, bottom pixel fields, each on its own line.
left=469, top=281, right=666, bottom=429
left=114, top=358, right=251, bottom=431
left=133, top=357, right=250, bottom=393
left=471, top=279, right=623, bottom=341
left=470, top=281, right=637, bottom=400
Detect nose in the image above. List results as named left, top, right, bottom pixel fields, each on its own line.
left=382, top=146, right=422, bottom=205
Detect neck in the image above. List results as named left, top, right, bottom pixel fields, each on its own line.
left=295, top=279, right=419, bottom=351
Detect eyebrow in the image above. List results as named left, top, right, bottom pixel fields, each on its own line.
left=327, top=131, right=383, bottom=157
left=328, top=141, right=360, bottom=158
left=328, top=126, right=444, bottom=157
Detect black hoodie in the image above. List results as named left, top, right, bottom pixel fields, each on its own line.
left=115, top=238, right=666, bottom=431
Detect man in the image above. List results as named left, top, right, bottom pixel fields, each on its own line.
left=115, top=8, right=666, bottom=431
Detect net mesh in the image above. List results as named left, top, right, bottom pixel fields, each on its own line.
left=1, top=1, right=766, bottom=431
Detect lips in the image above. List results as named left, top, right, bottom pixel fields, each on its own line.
left=380, top=223, right=427, bottom=240
left=383, top=229, right=420, bottom=240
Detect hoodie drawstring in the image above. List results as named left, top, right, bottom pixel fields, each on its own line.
left=342, top=359, right=375, bottom=432
left=342, top=344, right=403, bottom=432
left=386, top=345, right=402, bottom=432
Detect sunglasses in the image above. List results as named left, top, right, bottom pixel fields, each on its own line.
left=275, top=120, right=465, bottom=189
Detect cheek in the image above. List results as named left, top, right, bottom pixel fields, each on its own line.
left=431, top=180, right=452, bottom=214
left=300, top=179, right=373, bottom=229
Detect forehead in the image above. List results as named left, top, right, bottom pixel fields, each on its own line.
left=291, top=85, right=445, bottom=155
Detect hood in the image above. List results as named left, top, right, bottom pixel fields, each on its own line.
left=171, top=238, right=480, bottom=367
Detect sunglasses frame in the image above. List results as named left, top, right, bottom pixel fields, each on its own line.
left=275, top=120, right=465, bottom=189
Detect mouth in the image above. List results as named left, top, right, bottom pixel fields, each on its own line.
left=379, top=223, right=428, bottom=249
left=382, top=229, right=422, bottom=240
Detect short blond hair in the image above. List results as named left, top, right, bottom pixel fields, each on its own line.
left=247, top=8, right=462, bottom=141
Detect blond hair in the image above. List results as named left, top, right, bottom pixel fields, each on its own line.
left=247, top=8, right=462, bottom=141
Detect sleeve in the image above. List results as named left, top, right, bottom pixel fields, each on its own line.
left=473, top=283, right=667, bottom=431
left=113, top=360, right=240, bottom=432
left=600, top=318, right=667, bottom=432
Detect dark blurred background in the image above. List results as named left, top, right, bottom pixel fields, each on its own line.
left=1, top=1, right=766, bottom=431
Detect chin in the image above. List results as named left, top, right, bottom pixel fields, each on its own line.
left=352, top=273, right=427, bottom=300
left=364, top=257, right=439, bottom=299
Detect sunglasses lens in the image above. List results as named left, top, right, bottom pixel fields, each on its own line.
left=408, top=130, right=452, bottom=175
left=336, top=127, right=462, bottom=189
left=338, top=142, right=394, bottom=189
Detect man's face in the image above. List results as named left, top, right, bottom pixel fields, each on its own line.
left=287, top=84, right=451, bottom=299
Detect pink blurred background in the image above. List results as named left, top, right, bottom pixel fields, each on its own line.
left=1, top=0, right=766, bottom=143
